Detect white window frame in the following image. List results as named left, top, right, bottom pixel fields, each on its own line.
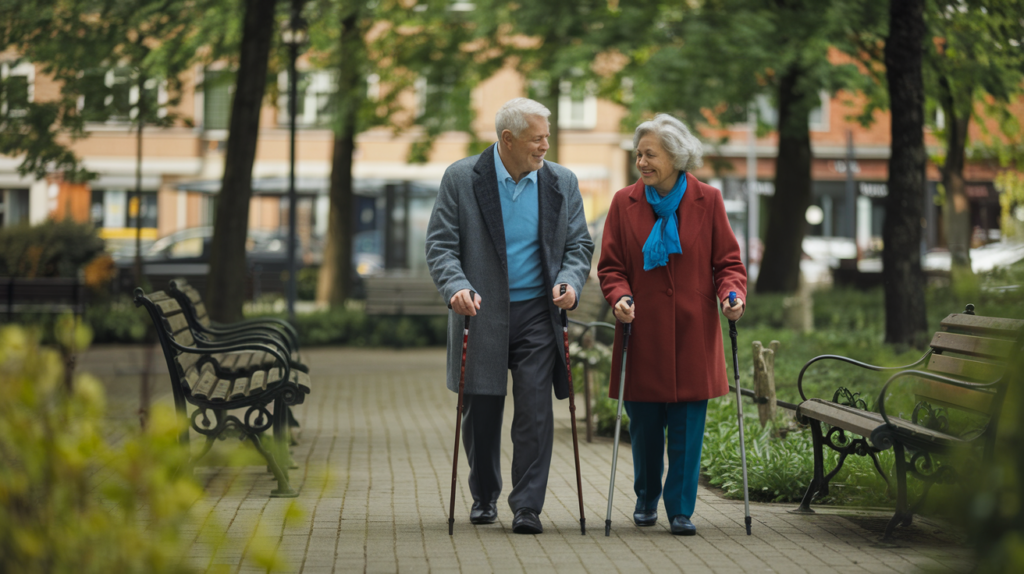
left=809, top=90, right=830, bottom=132
left=1, top=61, right=35, bottom=118
left=278, top=69, right=335, bottom=127
left=76, top=65, right=169, bottom=126
left=558, top=80, right=597, bottom=130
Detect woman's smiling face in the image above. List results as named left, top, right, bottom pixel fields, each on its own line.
left=635, top=133, right=679, bottom=196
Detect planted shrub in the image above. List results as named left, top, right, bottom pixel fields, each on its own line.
left=0, top=219, right=106, bottom=278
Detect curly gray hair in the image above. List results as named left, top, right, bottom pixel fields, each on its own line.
left=633, top=114, right=704, bottom=172
left=495, top=98, right=551, bottom=140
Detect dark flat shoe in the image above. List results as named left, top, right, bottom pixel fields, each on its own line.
left=512, top=508, right=543, bottom=534
left=633, top=510, right=658, bottom=527
left=670, top=514, right=696, bottom=536
left=470, top=501, right=497, bottom=525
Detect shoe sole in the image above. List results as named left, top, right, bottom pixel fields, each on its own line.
left=634, top=520, right=657, bottom=527
left=671, top=529, right=697, bottom=536
left=470, top=517, right=497, bottom=525
left=512, top=525, right=543, bottom=534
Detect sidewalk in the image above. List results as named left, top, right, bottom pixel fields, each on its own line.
left=81, top=346, right=974, bottom=573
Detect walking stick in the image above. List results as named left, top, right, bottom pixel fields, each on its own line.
left=560, top=284, right=586, bottom=535
left=448, top=291, right=474, bottom=536
left=728, top=291, right=752, bottom=535
left=605, top=297, right=632, bottom=537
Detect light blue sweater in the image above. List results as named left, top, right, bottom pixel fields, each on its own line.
left=494, top=144, right=544, bottom=301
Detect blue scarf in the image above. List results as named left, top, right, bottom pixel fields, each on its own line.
left=642, top=172, right=687, bottom=271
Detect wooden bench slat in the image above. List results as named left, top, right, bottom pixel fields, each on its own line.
left=940, top=313, right=1024, bottom=337
left=911, top=377, right=995, bottom=415
left=178, top=351, right=201, bottom=372
left=926, top=354, right=1004, bottom=382
left=191, top=366, right=219, bottom=399
left=209, top=378, right=232, bottom=402
left=155, top=298, right=183, bottom=315
left=249, top=370, right=268, bottom=394
left=797, top=399, right=966, bottom=448
left=930, top=332, right=1015, bottom=360
left=229, top=377, right=251, bottom=400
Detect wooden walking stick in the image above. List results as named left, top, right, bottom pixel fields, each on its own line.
left=448, top=292, right=474, bottom=536
left=560, top=284, right=586, bottom=535
left=605, top=297, right=632, bottom=536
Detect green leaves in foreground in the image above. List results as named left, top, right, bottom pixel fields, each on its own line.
left=0, top=324, right=204, bottom=573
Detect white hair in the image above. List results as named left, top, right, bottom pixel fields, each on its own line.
left=495, top=98, right=551, bottom=140
left=633, top=114, right=704, bottom=172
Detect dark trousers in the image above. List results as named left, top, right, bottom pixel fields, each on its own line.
left=624, top=399, right=709, bottom=519
left=462, top=296, right=557, bottom=514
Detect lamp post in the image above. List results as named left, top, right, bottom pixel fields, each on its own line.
left=282, top=0, right=307, bottom=322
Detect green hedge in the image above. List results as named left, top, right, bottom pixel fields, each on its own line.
left=0, top=219, right=106, bottom=278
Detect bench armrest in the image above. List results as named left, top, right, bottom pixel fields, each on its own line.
left=797, top=351, right=932, bottom=402
left=195, top=329, right=297, bottom=356
left=876, top=369, right=1003, bottom=430
left=207, top=317, right=300, bottom=349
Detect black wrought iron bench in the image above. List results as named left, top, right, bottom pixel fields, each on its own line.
left=364, top=274, right=447, bottom=315
left=167, top=279, right=307, bottom=373
left=134, top=287, right=311, bottom=497
left=792, top=304, right=1024, bottom=541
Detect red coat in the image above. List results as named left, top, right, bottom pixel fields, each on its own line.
left=598, top=174, right=747, bottom=403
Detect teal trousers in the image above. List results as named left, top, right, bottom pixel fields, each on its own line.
left=624, top=399, right=709, bottom=519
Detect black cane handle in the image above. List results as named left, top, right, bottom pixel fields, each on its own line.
left=622, top=296, right=633, bottom=338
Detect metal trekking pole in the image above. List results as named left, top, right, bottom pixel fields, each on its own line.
left=728, top=291, right=752, bottom=535
left=560, top=284, right=586, bottom=535
left=448, top=291, right=475, bottom=536
left=605, top=297, right=632, bottom=536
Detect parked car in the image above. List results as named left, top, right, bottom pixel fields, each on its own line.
left=113, top=227, right=304, bottom=297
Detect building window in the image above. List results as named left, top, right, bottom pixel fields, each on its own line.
left=1, top=62, right=33, bottom=118
left=91, top=189, right=157, bottom=230
left=0, top=189, right=30, bottom=227
left=753, top=91, right=829, bottom=131
left=202, top=69, right=235, bottom=131
left=414, top=73, right=468, bottom=131
left=79, top=67, right=162, bottom=124
left=558, top=80, right=597, bottom=130
left=278, top=70, right=335, bottom=127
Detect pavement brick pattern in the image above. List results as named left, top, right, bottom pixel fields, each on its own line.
left=80, top=346, right=974, bottom=573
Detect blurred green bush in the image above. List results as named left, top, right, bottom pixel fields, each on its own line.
left=0, top=321, right=203, bottom=573
left=0, top=219, right=106, bottom=278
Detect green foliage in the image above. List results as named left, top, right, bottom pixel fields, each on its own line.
left=996, top=171, right=1024, bottom=239
left=246, top=306, right=448, bottom=348
left=0, top=219, right=106, bottom=278
left=0, top=323, right=203, bottom=573
left=85, top=294, right=150, bottom=343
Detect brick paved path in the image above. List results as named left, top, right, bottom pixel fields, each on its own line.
left=81, top=346, right=974, bottom=573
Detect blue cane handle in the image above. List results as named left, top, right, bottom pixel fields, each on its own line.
left=729, top=291, right=737, bottom=307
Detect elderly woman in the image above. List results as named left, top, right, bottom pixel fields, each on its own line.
left=598, top=114, right=746, bottom=535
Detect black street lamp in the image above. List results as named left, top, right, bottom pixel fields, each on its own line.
left=282, top=0, right=307, bottom=322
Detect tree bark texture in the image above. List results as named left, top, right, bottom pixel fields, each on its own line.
left=883, top=0, right=929, bottom=345
left=316, top=7, right=363, bottom=306
left=206, top=0, right=279, bottom=323
left=756, top=66, right=813, bottom=294
left=939, top=76, right=972, bottom=275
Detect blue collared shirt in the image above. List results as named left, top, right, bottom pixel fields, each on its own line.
left=494, top=144, right=544, bottom=301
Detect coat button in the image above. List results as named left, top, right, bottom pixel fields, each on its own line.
left=667, top=288, right=674, bottom=296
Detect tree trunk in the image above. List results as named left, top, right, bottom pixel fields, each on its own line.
left=534, top=75, right=560, bottom=163
left=316, top=6, right=363, bottom=306
left=883, top=0, right=928, bottom=346
left=206, top=0, right=279, bottom=323
left=756, top=66, right=813, bottom=294
left=938, top=76, right=973, bottom=281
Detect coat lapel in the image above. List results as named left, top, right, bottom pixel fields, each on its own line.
left=537, top=162, right=563, bottom=285
left=676, top=172, right=707, bottom=256
left=472, top=145, right=508, bottom=273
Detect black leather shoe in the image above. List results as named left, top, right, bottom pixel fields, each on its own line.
left=512, top=508, right=543, bottom=534
left=470, top=501, right=497, bottom=524
left=633, top=510, right=658, bottom=526
left=670, top=515, right=696, bottom=536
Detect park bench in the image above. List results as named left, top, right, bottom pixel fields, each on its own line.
left=791, top=304, right=1024, bottom=541
left=0, top=276, right=87, bottom=317
left=134, top=287, right=311, bottom=497
left=166, top=279, right=307, bottom=374
left=364, top=274, right=447, bottom=315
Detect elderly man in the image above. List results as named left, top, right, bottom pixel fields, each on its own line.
left=426, top=98, right=594, bottom=534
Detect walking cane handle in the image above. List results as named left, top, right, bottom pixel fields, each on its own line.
left=621, top=296, right=633, bottom=337
left=729, top=291, right=737, bottom=307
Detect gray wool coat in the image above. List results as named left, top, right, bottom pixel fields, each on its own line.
left=425, top=144, right=594, bottom=400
